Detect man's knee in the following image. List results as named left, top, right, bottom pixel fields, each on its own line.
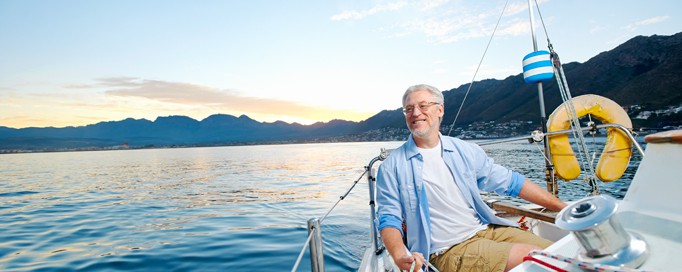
left=505, top=243, right=541, bottom=271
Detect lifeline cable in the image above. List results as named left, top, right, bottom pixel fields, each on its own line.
left=291, top=169, right=368, bottom=272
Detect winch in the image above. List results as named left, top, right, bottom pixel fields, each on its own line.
left=555, top=194, right=649, bottom=268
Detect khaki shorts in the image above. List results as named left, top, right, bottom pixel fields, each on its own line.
left=429, top=225, right=552, bottom=272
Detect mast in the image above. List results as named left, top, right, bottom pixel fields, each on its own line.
left=527, top=0, right=558, bottom=196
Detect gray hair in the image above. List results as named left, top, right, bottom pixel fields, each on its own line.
left=402, top=84, right=444, bottom=107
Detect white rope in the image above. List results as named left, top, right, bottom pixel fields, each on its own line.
left=404, top=260, right=441, bottom=272
left=427, top=261, right=440, bottom=272
left=528, top=250, right=652, bottom=272
left=533, top=140, right=552, bottom=165
left=545, top=43, right=600, bottom=194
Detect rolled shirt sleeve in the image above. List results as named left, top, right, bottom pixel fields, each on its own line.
left=506, top=171, right=526, bottom=197
left=376, top=159, right=404, bottom=235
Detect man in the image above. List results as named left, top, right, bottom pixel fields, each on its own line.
left=376, top=84, right=567, bottom=272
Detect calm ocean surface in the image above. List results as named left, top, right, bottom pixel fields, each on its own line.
left=0, top=140, right=641, bottom=271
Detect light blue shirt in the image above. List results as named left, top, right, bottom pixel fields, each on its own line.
left=376, top=134, right=525, bottom=261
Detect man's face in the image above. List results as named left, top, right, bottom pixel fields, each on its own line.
left=403, top=89, right=443, bottom=139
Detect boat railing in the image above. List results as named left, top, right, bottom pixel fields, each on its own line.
left=291, top=148, right=393, bottom=272
left=366, top=148, right=393, bottom=256
left=475, top=123, right=645, bottom=157
left=474, top=123, right=645, bottom=223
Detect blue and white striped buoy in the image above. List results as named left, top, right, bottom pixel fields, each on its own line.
left=522, top=50, right=554, bottom=84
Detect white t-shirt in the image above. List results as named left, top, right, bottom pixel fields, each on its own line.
left=418, top=142, right=488, bottom=254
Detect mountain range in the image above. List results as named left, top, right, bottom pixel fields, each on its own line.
left=2, top=32, right=681, bottom=151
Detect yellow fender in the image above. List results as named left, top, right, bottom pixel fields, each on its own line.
left=547, top=94, right=633, bottom=182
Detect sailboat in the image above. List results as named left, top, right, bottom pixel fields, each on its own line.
left=293, top=1, right=682, bottom=271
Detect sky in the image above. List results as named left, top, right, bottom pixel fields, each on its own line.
left=1, top=0, right=680, bottom=129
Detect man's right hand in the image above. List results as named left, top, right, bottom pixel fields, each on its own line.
left=381, top=227, right=427, bottom=271
left=395, top=251, right=424, bottom=272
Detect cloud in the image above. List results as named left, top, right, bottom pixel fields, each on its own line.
left=102, top=78, right=236, bottom=105
left=2, top=77, right=378, bottom=128
left=497, top=19, right=530, bottom=37
left=419, top=0, right=449, bottom=11
left=96, top=77, right=372, bottom=122
left=379, top=0, right=535, bottom=44
left=504, top=1, right=535, bottom=17
left=589, top=24, right=606, bottom=34
left=0, top=115, right=56, bottom=128
left=63, top=84, right=96, bottom=89
left=401, top=14, right=484, bottom=44
left=635, top=15, right=669, bottom=26
left=623, top=15, right=669, bottom=31
left=330, top=1, right=408, bottom=21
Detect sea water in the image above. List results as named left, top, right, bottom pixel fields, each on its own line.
left=0, top=140, right=641, bottom=271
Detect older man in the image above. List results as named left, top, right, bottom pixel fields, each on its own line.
left=376, top=84, right=567, bottom=271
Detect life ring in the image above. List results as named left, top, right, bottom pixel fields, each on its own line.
left=547, top=94, right=633, bottom=182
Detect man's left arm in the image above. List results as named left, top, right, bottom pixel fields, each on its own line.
left=517, top=179, right=567, bottom=212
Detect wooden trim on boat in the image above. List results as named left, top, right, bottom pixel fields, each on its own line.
left=491, top=201, right=557, bottom=223
left=644, top=129, right=682, bottom=143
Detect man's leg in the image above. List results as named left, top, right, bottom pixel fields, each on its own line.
left=430, top=226, right=553, bottom=272
left=429, top=237, right=509, bottom=271
left=505, top=243, right=543, bottom=271
left=429, top=227, right=511, bottom=272
left=483, top=225, right=553, bottom=271
left=482, top=225, right=553, bottom=248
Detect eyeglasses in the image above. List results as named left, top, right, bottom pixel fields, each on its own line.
left=402, top=102, right=440, bottom=115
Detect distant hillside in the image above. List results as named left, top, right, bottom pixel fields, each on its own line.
left=0, top=115, right=360, bottom=151
left=2, top=33, right=681, bottom=151
left=358, top=32, right=682, bottom=130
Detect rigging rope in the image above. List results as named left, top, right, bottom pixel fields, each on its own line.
left=532, top=0, right=600, bottom=193
left=446, top=0, right=510, bottom=137
left=532, top=140, right=552, bottom=165
left=551, top=50, right=600, bottom=194
left=533, top=0, right=552, bottom=47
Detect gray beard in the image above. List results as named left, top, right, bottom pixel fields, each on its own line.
left=411, top=125, right=437, bottom=139
left=412, top=129, right=429, bottom=138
